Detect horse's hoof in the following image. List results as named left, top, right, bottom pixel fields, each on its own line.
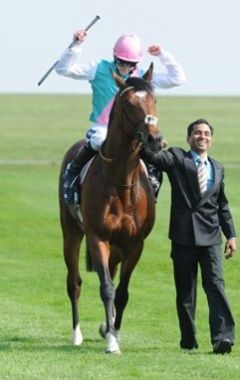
left=72, top=324, right=83, bottom=346
left=106, top=349, right=122, bottom=355
left=105, top=332, right=121, bottom=354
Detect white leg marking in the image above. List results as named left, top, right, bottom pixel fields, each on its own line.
left=105, top=332, right=121, bottom=354
left=116, top=330, right=121, bottom=343
left=99, top=323, right=121, bottom=344
left=72, top=323, right=83, bottom=346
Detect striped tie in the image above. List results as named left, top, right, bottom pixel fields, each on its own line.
left=197, top=159, right=207, bottom=195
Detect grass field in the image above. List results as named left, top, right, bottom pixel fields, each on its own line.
left=0, top=94, right=239, bottom=379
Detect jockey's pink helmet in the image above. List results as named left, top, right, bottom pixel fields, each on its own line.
left=113, top=34, right=143, bottom=62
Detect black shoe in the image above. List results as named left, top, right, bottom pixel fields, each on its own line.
left=213, top=339, right=232, bottom=354
left=180, top=337, right=198, bottom=351
left=180, top=343, right=198, bottom=351
left=63, top=163, right=80, bottom=205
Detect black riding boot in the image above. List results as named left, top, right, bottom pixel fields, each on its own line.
left=147, top=164, right=163, bottom=200
left=63, top=143, right=96, bottom=204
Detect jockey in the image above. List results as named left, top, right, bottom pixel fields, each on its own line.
left=55, top=30, right=186, bottom=204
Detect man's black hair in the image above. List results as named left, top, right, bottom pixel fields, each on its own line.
left=187, top=118, right=214, bottom=137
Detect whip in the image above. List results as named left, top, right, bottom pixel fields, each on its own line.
left=37, top=15, right=100, bottom=86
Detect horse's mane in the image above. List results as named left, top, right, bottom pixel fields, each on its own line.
left=125, top=76, right=153, bottom=93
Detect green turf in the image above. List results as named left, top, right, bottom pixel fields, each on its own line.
left=0, top=95, right=239, bottom=379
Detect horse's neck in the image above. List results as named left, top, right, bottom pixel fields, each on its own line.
left=104, top=121, right=129, bottom=156
left=102, top=121, right=140, bottom=185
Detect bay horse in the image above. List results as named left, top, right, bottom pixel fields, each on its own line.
left=59, top=63, right=159, bottom=354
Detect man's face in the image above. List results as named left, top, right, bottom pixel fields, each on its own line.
left=187, top=123, right=212, bottom=154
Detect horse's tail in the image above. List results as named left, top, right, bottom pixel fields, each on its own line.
left=85, top=241, right=95, bottom=272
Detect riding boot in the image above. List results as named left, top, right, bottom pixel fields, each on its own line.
left=63, top=143, right=96, bottom=205
left=147, top=164, right=163, bottom=201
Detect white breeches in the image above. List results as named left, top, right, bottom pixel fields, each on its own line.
left=85, top=123, right=108, bottom=151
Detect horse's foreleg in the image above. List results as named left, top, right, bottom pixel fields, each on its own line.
left=67, top=271, right=83, bottom=346
left=99, top=273, right=120, bottom=354
left=114, top=241, right=144, bottom=336
left=109, top=245, right=122, bottom=279
left=89, top=239, right=121, bottom=354
left=63, top=230, right=84, bottom=346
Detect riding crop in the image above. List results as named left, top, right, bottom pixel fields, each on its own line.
left=37, top=15, right=100, bottom=86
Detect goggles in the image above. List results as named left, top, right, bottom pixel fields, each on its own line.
left=115, top=58, right=137, bottom=68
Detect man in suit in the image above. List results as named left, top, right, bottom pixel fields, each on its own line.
left=142, top=118, right=237, bottom=354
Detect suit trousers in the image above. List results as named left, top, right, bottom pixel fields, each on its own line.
left=171, top=242, right=235, bottom=347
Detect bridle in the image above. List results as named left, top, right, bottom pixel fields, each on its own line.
left=100, top=86, right=158, bottom=163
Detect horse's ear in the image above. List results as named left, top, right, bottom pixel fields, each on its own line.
left=142, top=62, right=154, bottom=82
left=111, top=69, right=126, bottom=89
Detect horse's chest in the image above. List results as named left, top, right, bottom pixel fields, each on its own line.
left=105, top=199, right=147, bottom=238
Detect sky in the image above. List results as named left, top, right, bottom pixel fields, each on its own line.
left=1, top=0, right=240, bottom=95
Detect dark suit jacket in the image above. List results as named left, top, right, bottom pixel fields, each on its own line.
left=149, top=147, right=236, bottom=246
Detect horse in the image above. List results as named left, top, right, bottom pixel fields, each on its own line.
left=59, top=63, right=160, bottom=354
